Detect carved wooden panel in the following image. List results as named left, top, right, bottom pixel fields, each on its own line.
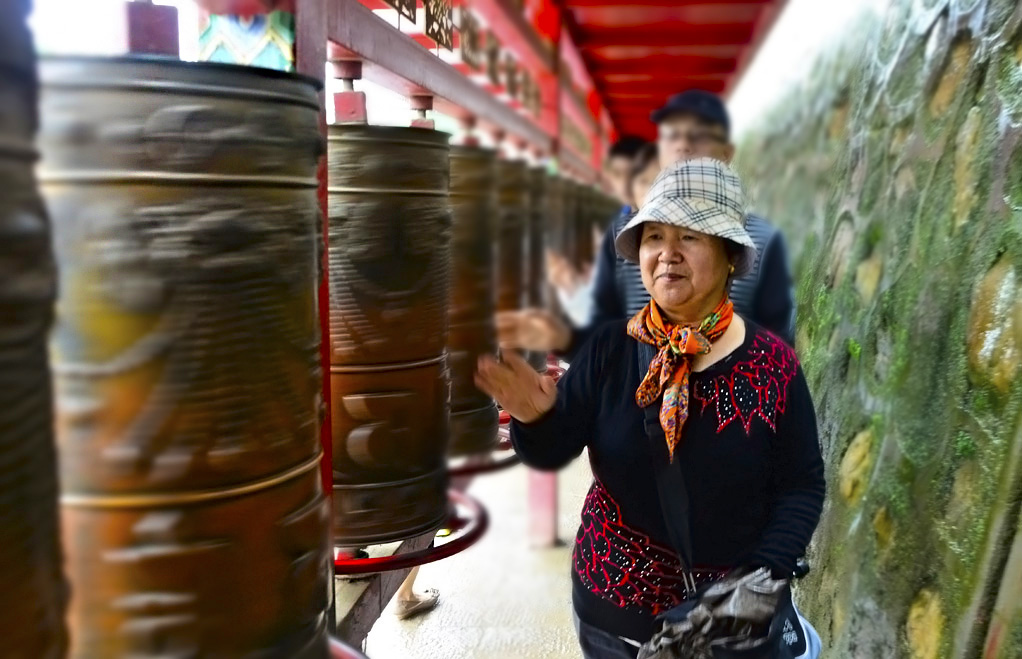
left=459, top=8, right=482, bottom=71
left=504, top=53, right=519, bottom=101
left=486, top=32, right=502, bottom=88
left=0, top=4, right=68, bottom=656
left=424, top=0, right=453, bottom=51
left=330, top=360, right=450, bottom=545
left=38, top=57, right=328, bottom=658
left=382, top=0, right=415, bottom=22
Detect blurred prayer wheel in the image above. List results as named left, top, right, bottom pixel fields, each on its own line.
left=578, top=185, right=595, bottom=267
left=448, top=146, right=499, bottom=456
left=0, top=2, right=68, bottom=656
left=564, top=180, right=580, bottom=271
left=526, top=167, right=548, bottom=371
left=496, top=159, right=529, bottom=313
left=40, top=57, right=330, bottom=658
left=327, top=125, right=451, bottom=545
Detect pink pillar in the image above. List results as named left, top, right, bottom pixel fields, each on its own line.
left=528, top=470, right=559, bottom=547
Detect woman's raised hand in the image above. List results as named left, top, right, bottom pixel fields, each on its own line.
left=474, top=350, right=557, bottom=424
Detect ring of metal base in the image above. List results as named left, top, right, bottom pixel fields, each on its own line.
left=332, top=489, right=488, bottom=575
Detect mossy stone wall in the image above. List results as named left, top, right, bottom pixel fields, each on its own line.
left=735, top=0, right=1022, bottom=656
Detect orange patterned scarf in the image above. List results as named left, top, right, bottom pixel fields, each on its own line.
left=627, top=298, right=734, bottom=461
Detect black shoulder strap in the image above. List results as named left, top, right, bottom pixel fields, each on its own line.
left=636, top=341, right=695, bottom=569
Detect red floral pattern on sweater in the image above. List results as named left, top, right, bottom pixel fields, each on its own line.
left=692, top=332, right=797, bottom=435
left=572, top=479, right=728, bottom=615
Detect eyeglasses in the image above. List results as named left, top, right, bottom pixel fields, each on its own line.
left=658, top=129, right=727, bottom=147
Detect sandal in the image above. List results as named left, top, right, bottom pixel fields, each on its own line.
left=394, top=588, right=440, bottom=620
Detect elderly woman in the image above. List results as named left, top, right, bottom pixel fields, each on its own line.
left=476, top=159, right=825, bottom=659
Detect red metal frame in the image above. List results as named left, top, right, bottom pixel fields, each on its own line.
left=329, top=638, right=371, bottom=659
left=332, top=490, right=489, bottom=575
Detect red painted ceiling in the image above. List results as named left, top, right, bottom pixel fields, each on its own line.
left=559, top=0, right=788, bottom=139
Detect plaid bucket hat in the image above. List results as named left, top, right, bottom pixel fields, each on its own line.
left=614, top=158, right=757, bottom=277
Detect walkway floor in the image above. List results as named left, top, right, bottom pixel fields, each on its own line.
left=364, top=453, right=593, bottom=659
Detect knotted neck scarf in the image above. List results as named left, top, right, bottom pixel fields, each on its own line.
left=627, top=297, right=734, bottom=461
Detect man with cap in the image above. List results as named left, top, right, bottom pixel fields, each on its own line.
left=498, top=90, right=795, bottom=359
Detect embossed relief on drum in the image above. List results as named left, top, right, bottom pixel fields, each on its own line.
left=496, top=159, right=529, bottom=312
left=39, top=57, right=330, bottom=658
left=0, top=3, right=68, bottom=657
left=327, top=126, right=451, bottom=366
left=327, top=125, right=452, bottom=545
left=448, top=146, right=499, bottom=456
left=329, top=359, right=450, bottom=544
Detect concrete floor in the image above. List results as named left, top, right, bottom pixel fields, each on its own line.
left=364, top=453, right=593, bottom=659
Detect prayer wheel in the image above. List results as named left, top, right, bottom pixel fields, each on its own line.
left=448, top=146, right=499, bottom=456
left=40, top=57, right=330, bottom=658
left=526, top=167, right=548, bottom=371
left=0, top=3, right=68, bottom=657
left=496, top=159, right=529, bottom=313
left=563, top=179, right=581, bottom=271
left=327, top=125, right=451, bottom=545
left=578, top=185, right=596, bottom=268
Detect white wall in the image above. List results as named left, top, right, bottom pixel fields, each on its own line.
left=728, top=0, right=890, bottom=140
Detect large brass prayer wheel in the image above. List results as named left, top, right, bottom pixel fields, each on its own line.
left=525, top=167, right=548, bottom=371
left=327, top=125, right=451, bottom=545
left=448, top=146, right=499, bottom=456
left=496, top=159, right=529, bottom=313
left=0, top=3, right=68, bottom=657
left=40, top=57, right=330, bottom=658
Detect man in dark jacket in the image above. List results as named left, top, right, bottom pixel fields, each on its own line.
left=498, top=90, right=795, bottom=359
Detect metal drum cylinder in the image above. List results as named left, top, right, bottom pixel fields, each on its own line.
left=578, top=185, right=596, bottom=268
left=564, top=180, right=580, bottom=271
left=496, top=159, right=529, bottom=313
left=448, top=146, right=498, bottom=456
left=40, top=57, right=330, bottom=658
left=0, top=3, right=68, bottom=657
left=328, top=125, right=451, bottom=545
left=525, top=167, right=549, bottom=371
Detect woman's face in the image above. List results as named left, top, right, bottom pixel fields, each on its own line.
left=630, top=161, right=661, bottom=210
left=638, top=222, right=730, bottom=321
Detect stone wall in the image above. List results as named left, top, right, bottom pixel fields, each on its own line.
left=734, top=0, right=1022, bottom=657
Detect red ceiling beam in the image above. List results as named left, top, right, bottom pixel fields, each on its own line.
left=578, top=24, right=755, bottom=49
left=605, top=80, right=727, bottom=95
left=590, top=56, right=738, bottom=76
left=563, top=0, right=769, bottom=6
left=601, top=72, right=730, bottom=84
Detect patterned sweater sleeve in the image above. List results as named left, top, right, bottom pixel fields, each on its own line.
left=747, top=364, right=826, bottom=576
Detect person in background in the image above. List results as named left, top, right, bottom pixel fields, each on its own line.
left=498, top=90, right=796, bottom=361
left=535, top=137, right=651, bottom=330
left=605, top=135, right=650, bottom=208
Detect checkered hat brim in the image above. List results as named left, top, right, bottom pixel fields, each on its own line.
left=614, top=158, right=757, bottom=277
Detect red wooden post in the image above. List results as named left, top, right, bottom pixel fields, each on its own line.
left=124, top=0, right=180, bottom=57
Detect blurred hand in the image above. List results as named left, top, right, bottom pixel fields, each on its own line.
left=545, top=249, right=581, bottom=294
left=475, top=351, right=557, bottom=423
left=496, top=309, right=572, bottom=353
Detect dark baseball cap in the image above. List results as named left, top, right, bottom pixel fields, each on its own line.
left=650, top=89, right=730, bottom=136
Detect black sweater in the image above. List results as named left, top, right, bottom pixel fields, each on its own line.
left=512, top=320, right=825, bottom=642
